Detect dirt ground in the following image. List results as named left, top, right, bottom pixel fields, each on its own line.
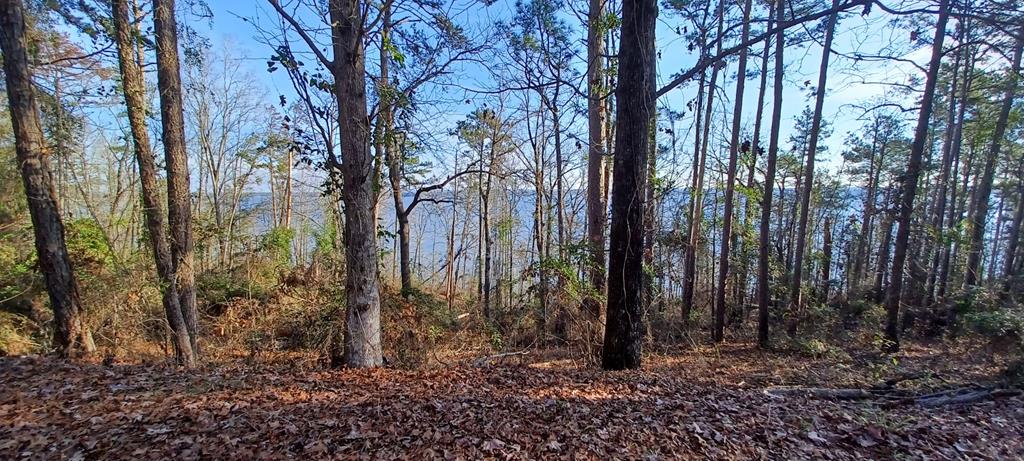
left=1, top=341, right=1022, bottom=460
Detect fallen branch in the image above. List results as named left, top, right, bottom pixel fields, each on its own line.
left=765, top=387, right=906, bottom=401
left=916, top=387, right=1021, bottom=408
left=767, top=384, right=1022, bottom=407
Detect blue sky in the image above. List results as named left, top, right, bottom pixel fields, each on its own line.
left=192, top=0, right=930, bottom=187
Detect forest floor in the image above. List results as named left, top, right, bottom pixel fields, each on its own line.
left=1, top=341, right=1022, bottom=460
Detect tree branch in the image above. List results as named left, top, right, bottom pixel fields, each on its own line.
left=267, top=0, right=333, bottom=69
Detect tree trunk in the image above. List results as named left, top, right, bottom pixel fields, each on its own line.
left=883, top=0, right=949, bottom=352
left=680, top=68, right=706, bottom=322
left=988, top=191, right=1007, bottom=283
left=0, top=0, right=88, bottom=357
left=738, top=2, right=774, bottom=310
left=682, top=5, right=718, bottom=321
left=113, top=0, right=193, bottom=365
left=787, top=0, right=838, bottom=336
left=713, top=0, right=752, bottom=343
left=602, top=0, right=656, bottom=370
left=963, top=35, right=1021, bottom=289
left=874, top=196, right=894, bottom=303
left=153, top=0, right=200, bottom=356
left=330, top=0, right=383, bottom=367
left=924, top=40, right=966, bottom=309
left=757, top=0, right=785, bottom=348
left=851, top=127, right=880, bottom=289
left=584, top=0, right=608, bottom=346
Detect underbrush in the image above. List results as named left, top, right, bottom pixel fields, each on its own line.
left=3, top=239, right=1022, bottom=379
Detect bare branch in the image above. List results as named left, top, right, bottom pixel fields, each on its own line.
left=267, top=0, right=333, bottom=68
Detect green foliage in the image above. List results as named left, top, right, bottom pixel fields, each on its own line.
left=260, top=226, right=294, bottom=267
left=197, top=266, right=275, bottom=315
left=65, top=218, right=114, bottom=270
left=965, top=309, right=1024, bottom=349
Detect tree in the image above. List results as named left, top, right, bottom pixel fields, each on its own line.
left=153, top=0, right=200, bottom=357
left=184, top=46, right=264, bottom=270
left=713, top=0, right=752, bottom=342
left=757, top=0, right=786, bottom=347
left=0, top=0, right=89, bottom=357
left=787, top=0, right=839, bottom=336
left=963, top=33, right=1022, bottom=289
left=883, top=0, right=950, bottom=352
left=269, top=0, right=385, bottom=367
left=111, top=0, right=193, bottom=365
left=602, top=0, right=656, bottom=370
left=584, top=0, right=609, bottom=348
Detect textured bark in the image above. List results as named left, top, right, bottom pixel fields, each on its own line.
left=330, top=0, right=383, bottom=368
left=883, top=1, right=949, bottom=352
left=480, top=147, right=493, bottom=321
left=713, top=0, right=752, bottom=343
left=757, top=0, right=785, bottom=348
left=787, top=0, right=838, bottom=336
left=377, top=8, right=414, bottom=298
left=113, top=0, right=194, bottom=365
left=602, top=0, right=656, bottom=370
left=963, top=36, right=1021, bottom=289
left=738, top=3, right=774, bottom=309
left=153, top=0, right=200, bottom=356
left=583, top=0, right=608, bottom=345
left=0, top=0, right=87, bottom=357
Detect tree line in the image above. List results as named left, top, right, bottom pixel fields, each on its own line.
left=0, top=0, right=1022, bottom=369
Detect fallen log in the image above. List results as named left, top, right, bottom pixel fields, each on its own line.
left=764, top=387, right=905, bottom=401
left=766, top=385, right=1022, bottom=407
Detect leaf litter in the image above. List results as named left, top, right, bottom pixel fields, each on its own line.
left=1, top=342, right=1022, bottom=460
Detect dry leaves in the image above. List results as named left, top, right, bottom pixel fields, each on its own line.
left=1, top=344, right=1022, bottom=460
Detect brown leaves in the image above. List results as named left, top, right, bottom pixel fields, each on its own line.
left=1, top=346, right=1022, bottom=460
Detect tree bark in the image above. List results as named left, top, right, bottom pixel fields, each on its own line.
left=329, top=0, right=383, bottom=367
left=602, top=0, right=656, bottom=370
left=713, top=0, right=752, bottom=343
left=0, top=0, right=88, bottom=358
left=738, top=2, right=774, bottom=310
left=113, top=0, right=194, bottom=365
left=787, top=0, right=838, bottom=336
left=924, top=40, right=965, bottom=309
left=883, top=0, right=949, bottom=352
left=584, top=0, right=608, bottom=347
left=153, top=0, right=200, bottom=356
left=757, top=0, right=785, bottom=348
